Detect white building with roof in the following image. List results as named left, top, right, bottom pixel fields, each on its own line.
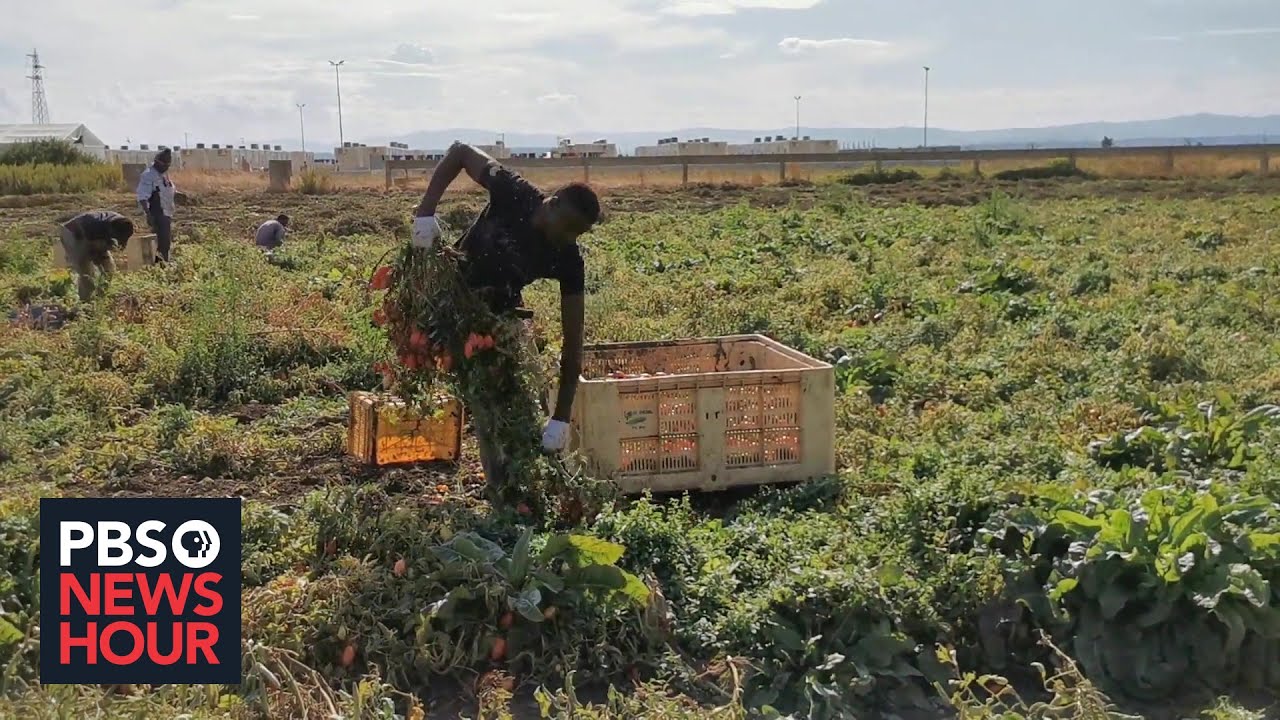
left=0, top=123, right=108, bottom=160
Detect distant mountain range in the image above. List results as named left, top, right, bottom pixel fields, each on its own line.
left=302, top=113, right=1280, bottom=158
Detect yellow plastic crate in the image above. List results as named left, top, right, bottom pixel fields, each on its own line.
left=560, top=334, right=835, bottom=494
left=346, top=391, right=463, bottom=466
left=53, top=233, right=156, bottom=272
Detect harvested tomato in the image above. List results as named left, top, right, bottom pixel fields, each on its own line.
left=340, top=644, right=356, bottom=667
left=393, top=558, right=407, bottom=577
left=370, top=266, right=393, bottom=290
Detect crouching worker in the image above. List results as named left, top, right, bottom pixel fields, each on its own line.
left=59, top=211, right=134, bottom=302
left=254, top=214, right=290, bottom=255
left=412, top=141, right=601, bottom=496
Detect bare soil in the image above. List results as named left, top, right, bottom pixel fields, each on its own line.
left=8, top=175, right=1280, bottom=243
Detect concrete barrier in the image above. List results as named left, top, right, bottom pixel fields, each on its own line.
left=268, top=160, right=292, bottom=192
left=384, top=142, right=1280, bottom=188
left=122, top=163, right=146, bottom=190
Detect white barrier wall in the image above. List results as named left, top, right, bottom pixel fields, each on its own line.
left=105, top=147, right=316, bottom=173
left=635, top=141, right=730, bottom=157
left=728, top=139, right=840, bottom=155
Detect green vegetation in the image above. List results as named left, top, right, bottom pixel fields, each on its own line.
left=1, top=181, right=1278, bottom=718
left=0, top=139, right=119, bottom=195
left=0, top=138, right=99, bottom=166
left=836, top=167, right=923, bottom=185
left=992, top=159, right=1093, bottom=181
left=296, top=167, right=336, bottom=195
left=0, top=163, right=121, bottom=195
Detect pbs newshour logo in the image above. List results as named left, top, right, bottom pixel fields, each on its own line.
left=40, top=498, right=241, bottom=685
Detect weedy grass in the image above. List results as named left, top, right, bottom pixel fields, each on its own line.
left=1, top=180, right=1279, bottom=718
left=0, top=163, right=122, bottom=195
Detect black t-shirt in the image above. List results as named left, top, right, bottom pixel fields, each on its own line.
left=455, top=164, right=585, bottom=313
left=65, top=210, right=127, bottom=242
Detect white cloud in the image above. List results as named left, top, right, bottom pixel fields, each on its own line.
left=776, top=37, right=909, bottom=64
left=1202, top=27, right=1280, bottom=36
left=660, top=0, right=823, bottom=17
left=1143, top=26, right=1280, bottom=41
left=387, top=43, right=435, bottom=66
left=538, top=93, right=578, bottom=105
left=0, top=89, right=17, bottom=119
left=718, top=39, right=756, bottom=59
left=493, top=11, right=558, bottom=23
left=779, top=37, right=893, bottom=54
left=1, top=0, right=1277, bottom=147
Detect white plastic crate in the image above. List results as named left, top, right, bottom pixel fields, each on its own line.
left=560, top=334, right=835, bottom=494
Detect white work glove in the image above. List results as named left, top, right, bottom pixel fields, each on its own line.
left=411, top=216, right=441, bottom=249
left=541, top=419, right=571, bottom=452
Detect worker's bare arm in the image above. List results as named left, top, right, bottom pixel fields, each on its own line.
left=415, top=142, right=499, bottom=217
left=552, top=293, right=585, bottom=423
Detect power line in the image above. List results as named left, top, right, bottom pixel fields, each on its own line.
left=27, top=49, right=50, bottom=125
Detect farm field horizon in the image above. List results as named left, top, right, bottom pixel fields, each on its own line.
left=1, top=174, right=1279, bottom=719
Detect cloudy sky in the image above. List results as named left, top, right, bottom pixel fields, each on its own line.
left=3, top=0, right=1279, bottom=147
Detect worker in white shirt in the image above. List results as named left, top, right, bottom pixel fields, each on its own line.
left=135, top=148, right=176, bottom=263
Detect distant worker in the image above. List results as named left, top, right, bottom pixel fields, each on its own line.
left=254, top=214, right=290, bottom=254
left=58, top=210, right=134, bottom=302
left=136, top=148, right=176, bottom=263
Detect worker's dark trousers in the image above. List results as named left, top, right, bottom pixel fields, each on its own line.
left=470, top=319, right=548, bottom=495
left=59, top=226, right=114, bottom=302
left=150, top=213, right=173, bottom=261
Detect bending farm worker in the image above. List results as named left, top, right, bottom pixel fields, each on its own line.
left=136, top=148, right=176, bottom=263
left=58, top=210, right=134, bottom=302
left=413, top=141, right=601, bottom=490
left=254, top=213, right=290, bottom=255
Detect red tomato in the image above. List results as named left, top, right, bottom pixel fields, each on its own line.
left=370, top=266, right=394, bottom=290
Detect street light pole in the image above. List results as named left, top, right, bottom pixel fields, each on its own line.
left=329, top=60, right=345, bottom=147
left=297, top=103, right=307, bottom=154
left=922, top=66, right=930, bottom=148
left=794, top=95, right=801, bottom=140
